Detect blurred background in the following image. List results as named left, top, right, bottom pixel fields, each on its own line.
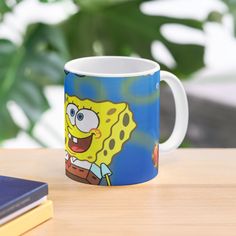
left=0, top=0, right=235, bottom=148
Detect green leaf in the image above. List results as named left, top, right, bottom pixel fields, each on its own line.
left=11, top=81, right=50, bottom=123
left=62, top=0, right=204, bottom=77
left=0, top=103, right=19, bottom=141
left=0, top=24, right=68, bottom=141
left=0, top=0, right=22, bottom=18
left=74, top=0, right=135, bottom=10
left=0, top=1, right=12, bottom=17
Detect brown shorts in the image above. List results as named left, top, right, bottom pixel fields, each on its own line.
left=65, top=159, right=101, bottom=185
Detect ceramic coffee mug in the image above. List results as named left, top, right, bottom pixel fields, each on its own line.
left=64, top=56, right=188, bottom=186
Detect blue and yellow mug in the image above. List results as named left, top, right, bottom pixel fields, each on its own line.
left=64, top=56, right=188, bottom=186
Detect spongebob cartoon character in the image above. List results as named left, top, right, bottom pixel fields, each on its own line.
left=65, top=94, right=136, bottom=185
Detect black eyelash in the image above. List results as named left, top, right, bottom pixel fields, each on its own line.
left=76, top=105, right=99, bottom=115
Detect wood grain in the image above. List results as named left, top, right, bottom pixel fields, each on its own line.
left=0, top=149, right=236, bottom=236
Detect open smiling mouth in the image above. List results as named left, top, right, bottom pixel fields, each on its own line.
left=68, top=132, right=93, bottom=153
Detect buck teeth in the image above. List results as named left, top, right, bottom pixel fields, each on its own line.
left=68, top=132, right=78, bottom=143
left=73, top=137, right=78, bottom=143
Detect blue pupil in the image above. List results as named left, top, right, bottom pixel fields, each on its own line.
left=77, top=113, right=84, bottom=121
left=70, top=109, right=75, bottom=117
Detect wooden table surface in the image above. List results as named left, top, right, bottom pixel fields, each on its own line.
left=0, top=149, right=236, bottom=236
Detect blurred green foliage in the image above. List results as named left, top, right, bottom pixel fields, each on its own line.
left=0, top=0, right=212, bottom=145
left=0, top=25, right=68, bottom=143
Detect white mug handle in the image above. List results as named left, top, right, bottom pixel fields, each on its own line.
left=159, top=71, right=189, bottom=153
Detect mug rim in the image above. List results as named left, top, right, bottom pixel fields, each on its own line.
left=64, top=56, right=160, bottom=77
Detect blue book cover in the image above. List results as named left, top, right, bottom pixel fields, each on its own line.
left=0, top=176, right=48, bottom=220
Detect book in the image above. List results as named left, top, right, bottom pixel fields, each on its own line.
left=0, top=196, right=47, bottom=225
left=0, top=200, right=53, bottom=236
left=0, top=175, right=48, bottom=222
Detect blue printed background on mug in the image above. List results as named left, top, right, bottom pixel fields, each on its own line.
left=64, top=71, right=160, bottom=186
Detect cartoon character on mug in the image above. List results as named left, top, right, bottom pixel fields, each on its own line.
left=64, top=94, right=136, bottom=185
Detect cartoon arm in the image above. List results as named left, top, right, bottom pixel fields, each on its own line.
left=101, top=163, right=112, bottom=186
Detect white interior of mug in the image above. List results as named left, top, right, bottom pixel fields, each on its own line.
left=64, top=56, right=160, bottom=77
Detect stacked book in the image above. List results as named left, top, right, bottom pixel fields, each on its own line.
left=0, top=176, right=53, bottom=235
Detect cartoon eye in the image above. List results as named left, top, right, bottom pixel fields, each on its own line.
left=66, top=103, right=78, bottom=125
left=70, top=109, right=75, bottom=117
left=77, top=112, right=84, bottom=121
left=75, top=109, right=99, bottom=132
